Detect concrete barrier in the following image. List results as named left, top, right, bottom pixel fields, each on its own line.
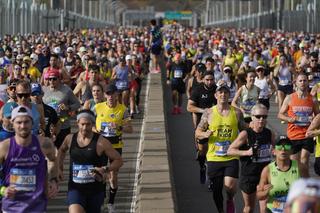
left=133, top=73, right=175, bottom=213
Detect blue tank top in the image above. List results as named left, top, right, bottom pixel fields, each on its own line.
left=2, top=135, right=47, bottom=212
left=115, top=65, right=129, bottom=90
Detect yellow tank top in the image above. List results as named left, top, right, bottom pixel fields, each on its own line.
left=224, top=55, right=237, bottom=69
left=207, top=106, right=239, bottom=162
left=100, top=67, right=112, bottom=80
left=95, top=102, right=127, bottom=148
left=316, top=136, right=320, bottom=158
left=316, top=82, right=320, bottom=102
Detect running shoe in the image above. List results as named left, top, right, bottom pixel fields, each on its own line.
left=200, top=165, right=206, bottom=184
left=171, top=107, right=178, bottom=115
left=281, top=120, right=286, bottom=124
left=226, top=199, right=235, bottom=213
left=177, top=107, right=182, bottom=114
left=208, top=180, right=214, bottom=192
left=135, top=105, right=140, bottom=114
left=107, top=203, right=116, bottom=213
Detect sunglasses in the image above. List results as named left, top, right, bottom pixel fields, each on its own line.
left=8, top=87, right=16, bottom=91
left=16, top=93, right=30, bottom=99
left=22, top=66, right=28, bottom=69
left=48, top=78, right=58, bottom=81
left=14, top=67, right=21, bottom=70
left=311, top=59, right=317, bottom=62
left=256, top=69, right=264, bottom=72
left=275, top=144, right=292, bottom=151
left=254, top=114, right=268, bottom=119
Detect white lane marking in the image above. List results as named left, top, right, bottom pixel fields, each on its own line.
left=130, top=73, right=151, bottom=212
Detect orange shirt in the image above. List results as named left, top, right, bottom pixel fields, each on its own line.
left=287, top=92, right=313, bottom=140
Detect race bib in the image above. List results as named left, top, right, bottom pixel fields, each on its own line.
left=10, top=168, right=36, bottom=192
left=279, top=76, right=290, bottom=85
left=72, top=164, right=95, bottom=184
left=272, top=196, right=286, bottom=212
left=253, top=144, right=272, bottom=163
left=294, top=112, right=311, bottom=126
left=101, top=122, right=116, bottom=137
left=215, top=141, right=231, bottom=156
left=242, top=99, right=256, bottom=114
left=117, top=80, right=128, bottom=89
left=174, top=69, right=183, bottom=78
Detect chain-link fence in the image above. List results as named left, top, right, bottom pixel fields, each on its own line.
left=203, top=0, right=319, bottom=33
left=0, top=0, right=116, bottom=37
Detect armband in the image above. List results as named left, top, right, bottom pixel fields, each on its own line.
left=0, top=186, right=6, bottom=196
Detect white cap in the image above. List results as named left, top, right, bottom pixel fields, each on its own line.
left=243, top=56, right=250, bottom=63
left=79, top=46, right=87, bottom=53
left=125, top=55, right=132, bottom=61
left=30, top=53, right=38, bottom=62
left=256, top=65, right=265, bottom=70
left=11, top=106, right=33, bottom=122
left=286, top=178, right=320, bottom=204
left=53, top=46, right=61, bottom=54
left=67, top=47, right=74, bottom=52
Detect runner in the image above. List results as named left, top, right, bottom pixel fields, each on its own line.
left=166, top=53, right=189, bottom=115
left=232, top=70, right=260, bottom=123
left=254, top=65, right=275, bottom=109
left=285, top=178, right=320, bottom=213
left=42, top=69, right=80, bottom=148
left=57, top=110, right=123, bottom=213
left=0, top=106, right=59, bottom=212
left=278, top=72, right=319, bottom=171
left=112, top=56, right=130, bottom=107
left=227, top=104, right=274, bottom=213
left=149, top=19, right=162, bottom=73
left=94, top=84, right=133, bottom=212
left=195, top=83, right=247, bottom=213
left=257, top=136, right=308, bottom=213
left=83, top=84, right=105, bottom=113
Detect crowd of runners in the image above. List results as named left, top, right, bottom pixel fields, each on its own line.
left=0, top=19, right=319, bottom=213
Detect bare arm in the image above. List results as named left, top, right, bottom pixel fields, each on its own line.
left=256, top=165, right=272, bottom=200
left=37, top=104, right=46, bottom=133
left=227, top=130, right=251, bottom=157
left=39, top=136, right=58, bottom=180
left=73, top=81, right=85, bottom=97
left=122, top=119, right=133, bottom=133
left=236, top=108, right=248, bottom=130
left=56, top=134, right=72, bottom=178
left=310, top=84, right=319, bottom=97
left=231, top=87, right=243, bottom=112
left=195, top=109, right=213, bottom=140
left=186, top=78, right=193, bottom=99
left=312, top=98, right=320, bottom=115
left=100, top=137, right=123, bottom=172
left=278, top=95, right=295, bottom=123
left=306, top=114, right=320, bottom=138
left=187, top=99, right=205, bottom=114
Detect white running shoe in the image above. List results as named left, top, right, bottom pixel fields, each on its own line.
left=107, top=203, right=116, bottom=213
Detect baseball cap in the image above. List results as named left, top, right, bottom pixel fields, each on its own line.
left=23, top=56, right=31, bottom=62
left=2, top=102, right=18, bottom=118
left=243, top=56, right=250, bottom=63
left=30, top=53, right=38, bottom=62
left=67, top=47, right=74, bottom=53
left=276, top=136, right=292, bottom=146
left=286, top=178, right=320, bottom=204
left=223, top=66, right=233, bottom=72
left=31, top=83, right=42, bottom=96
left=105, top=84, right=118, bottom=94
left=216, top=82, right=230, bottom=92
left=195, top=63, right=206, bottom=73
left=53, top=47, right=61, bottom=54
left=79, top=46, right=87, bottom=53
left=125, top=55, right=132, bottom=61
left=11, top=105, right=33, bottom=121
left=46, top=69, right=60, bottom=79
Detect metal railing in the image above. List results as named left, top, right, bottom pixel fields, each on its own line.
left=203, top=0, right=319, bottom=33
left=0, top=0, right=119, bottom=37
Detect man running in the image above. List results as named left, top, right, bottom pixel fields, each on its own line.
left=0, top=106, right=59, bottom=212
left=278, top=72, right=319, bottom=171
left=195, top=83, right=247, bottom=213
left=94, top=84, right=133, bottom=212
left=57, top=110, right=123, bottom=213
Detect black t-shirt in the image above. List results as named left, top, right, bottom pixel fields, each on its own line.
left=190, top=83, right=217, bottom=125
left=168, top=62, right=188, bottom=82
left=43, top=103, right=59, bottom=137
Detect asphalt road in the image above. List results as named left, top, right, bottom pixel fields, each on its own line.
left=162, top=73, right=294, bottom=213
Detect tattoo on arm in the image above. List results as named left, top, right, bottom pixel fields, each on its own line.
left=197, top=110, right=209, bottom=130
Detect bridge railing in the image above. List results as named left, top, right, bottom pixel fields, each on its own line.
left=203, top=0, right=319, bottom=33
left=0, top=0, right=115, bottom=37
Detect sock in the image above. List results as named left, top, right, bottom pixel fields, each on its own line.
left=108, top=187, right=118, bottom=204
